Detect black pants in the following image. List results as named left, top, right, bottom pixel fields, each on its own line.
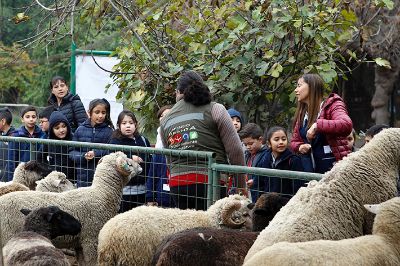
left=170, top=184, right=207, bottom=211
left=119, top=193, right=146, bottom=213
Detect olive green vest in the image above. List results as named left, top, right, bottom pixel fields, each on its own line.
left=160, top=100, right=228, bottom=176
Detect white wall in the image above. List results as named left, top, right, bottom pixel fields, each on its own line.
left=75, top=54, right=123, bottom=128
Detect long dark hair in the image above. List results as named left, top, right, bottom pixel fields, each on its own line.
left=293, top=73, right=324, bottom=129
left=112, top=110, right=139, bottom=139
left=177, top=71, right=211, bottom=106
left=88, top=98, right=114, bottom=129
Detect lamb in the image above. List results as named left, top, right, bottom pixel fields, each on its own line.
left=245, top=128, right=400, bottom=262
left=151, top=193, right=289, bottom=266
left=0, top=182, right=29, bottom=196
left=3, top=205, right=82, bottom=266
left=0, top=151, right=142, bottom=266
left=244, top=197, right=400, bottom=266
left=0, top=160, right=53, bottom=190
left=35, top=171, right=76, bottom=192
left=97, top=194, right=253, bottom=266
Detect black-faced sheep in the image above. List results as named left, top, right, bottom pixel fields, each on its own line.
left=97, top=195, right=252, bottom=266
left=151, top=193, right=289, bottom=266
left=245, top=128, right=400, bottom=262
left=3, top=205, right=81, bottom=266
left=244, top=197, right=400, bottom=266
left=0, top=151, right=142, bottom=266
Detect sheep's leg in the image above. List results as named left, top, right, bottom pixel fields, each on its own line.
left=80, top=240, right=98, bottom=266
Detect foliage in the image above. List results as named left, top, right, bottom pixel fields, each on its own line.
left=106, top=0, right=370, bottom=128
left=0, top=42, right=36, bottom=103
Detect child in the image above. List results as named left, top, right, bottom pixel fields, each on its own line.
left=0, top=108, right=15, bottom=181
left=227, top=108, right=243, bottom=132
left=109, top=110, right=151, bottom=211
left=347, top=128, right=357, bottom=152
left=38, top=106, right=54, bottom=138
left=69, top=99, right=114, bottom=187
left=238, top=123, right=269, bottom=203
left=364, top=124, right=389, bottom=144
left=263, top=126, right=304, bottom=197
left=146, top=105, right=175, bottom=207
left=7, top=106, right=46, bottom=181
left=37, top=111, right=75, bottom=181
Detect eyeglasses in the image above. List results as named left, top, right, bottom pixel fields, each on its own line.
left=39, top=119, right=49, bottom=124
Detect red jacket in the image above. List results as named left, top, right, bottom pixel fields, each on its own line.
left=291, top=93, right=353, bottom=161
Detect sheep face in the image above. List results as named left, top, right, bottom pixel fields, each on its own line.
left=14, top=161, right=53, bottom=189
left=35, top=172, right=76, bottom=193
left=20, top=206, right=82, bottom=239
left=115, top=153, right=142, bottom=178
left=218, top=196, right=253, bottom=229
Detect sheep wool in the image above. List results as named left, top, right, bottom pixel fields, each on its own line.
left=97, top=194, right=252, bottom=266
left=0, top=183, right=29, bottom=196
left=35, top=171, right=76, bottom=192
left=3, top=205, right=81, bottom=266
left=244, top=197, right=400, bottom=266
left=245, top=128, right=400, bottom=262
left=11, top=161, right=53, bottom=189
left=0, top=152, right=142, bottom=266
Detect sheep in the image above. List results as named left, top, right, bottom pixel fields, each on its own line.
left=35, top=171, right=76, bottom=193
left=0, top=182, right=29, bottom=196
left=0, top=160, right=53, bottom=190
left=3, top=205, right=82, bottom=266
left=97, top=194, right=253, bottom=266
left=152, top=228, right=259, bottom=266
left=151, top=193, right=289, bottom=266
left=243, top=197, right=400, bottom=266
left=0, top=151, right=142, bottom=266
left=244, top=128, right=400, bottom=262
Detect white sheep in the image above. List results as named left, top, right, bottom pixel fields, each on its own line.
left=245, top=128, right=400, bottom=262
left=35, top=171, right=76, bottom=192
left=0, top=160, right=53, bottom=190
left=3, top=205, right=82, bottom=266
left=244, top=197, right=400, bottom=266
left=0, top=151, right=142, bottom=266
left=97, top=194, right=253, bottom=266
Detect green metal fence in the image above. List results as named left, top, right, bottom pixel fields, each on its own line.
left=0, top=136, right=323, bottom=210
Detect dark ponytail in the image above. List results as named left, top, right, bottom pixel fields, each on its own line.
left=177, top=71, right=212, bottom=106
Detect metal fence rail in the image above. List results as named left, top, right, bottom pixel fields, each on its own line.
left=0, top=136, right=323, bottom=209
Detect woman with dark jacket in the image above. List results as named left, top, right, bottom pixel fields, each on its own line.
left=109, top=110, right=151, bottom=211
left=37, top=111, right=75, bottom=181
left=48, top=76, right=87, bottom=132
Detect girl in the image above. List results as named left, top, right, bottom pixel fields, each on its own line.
left=263, top=126, right=304, bottom=197
left=69, top=99, right=114, bottom=187
left=109, top=110, right=151, bottom=211
left=291, top=73, right=353, bottom=174
left=48, top=76, right=87, bottom=132
left=37, top=111, right=75, bottom=181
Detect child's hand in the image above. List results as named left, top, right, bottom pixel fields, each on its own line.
left=246, top=179, right=254, bottom=188
left=84, top=151, right=95, bottom=160
left=132, top=155, right=143, bottom=163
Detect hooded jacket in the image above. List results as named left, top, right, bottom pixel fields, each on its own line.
left=48, top=92, right=87, bottom=132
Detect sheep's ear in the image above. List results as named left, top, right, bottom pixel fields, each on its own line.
left=247, top=203, right=255, bottom=210
left=364, top=203, right=381, bottom=214
left=20, top=208, right=31, bottom=216
left=52, top=179, right=62, bottom=188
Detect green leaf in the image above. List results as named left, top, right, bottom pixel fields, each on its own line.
left=374, top=57, right=391, bottom=69
left=268, top=63, right=283, bottom=78
left=256, top=61, right=270, bottom=76
left=263, top=50, right=274, bottom=59
left=135, top=23, right=148, bottom=35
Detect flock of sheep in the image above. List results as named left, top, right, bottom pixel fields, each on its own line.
left=0, top=128, right=400, bottom=265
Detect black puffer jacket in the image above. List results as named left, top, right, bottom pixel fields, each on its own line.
left=48, top=92, right=87, bottom=132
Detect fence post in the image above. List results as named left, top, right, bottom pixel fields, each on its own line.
left=207, top=154, right=216, bottom=208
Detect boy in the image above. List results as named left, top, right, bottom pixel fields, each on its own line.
left=238, top=123, right=269, bottom=202
left=6, top=106, right=46, bottom=181
left=0, top=108, right=15, bottom=181
left=38, top=106, right=54, bottom=138
left=364, top=124, right=389, bottom=144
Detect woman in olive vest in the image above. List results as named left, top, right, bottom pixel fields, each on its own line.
left=160, top=71, right=246, bottom=210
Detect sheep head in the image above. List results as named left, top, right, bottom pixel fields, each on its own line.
left=35, top=171, right=76, bottom=192
left=13, top=161, right=53, bottom=190
left=98, top=152, right=142, bottom=179
left=213, top=195, right=253, bottom=229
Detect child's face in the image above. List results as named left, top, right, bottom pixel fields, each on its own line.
left=231, top=117, right=241, bottom=132
left=268, top=130, right=288, bottom=156
left=21, top=111, right=37, bottom=129
left=0, top=118, right=6, bottom=132
left=53, top=122, right=68, bottom=139
left=347, top=133, right=355, bottom=150
left=242, top=136, right=263, bottom=155
left=89, top=104, right=107, bottom=126
left=52, top=80, right=69, bottom=99
left=119, top=115, right=136, bottom=138
left=39, top=118, right=49, bottom=132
